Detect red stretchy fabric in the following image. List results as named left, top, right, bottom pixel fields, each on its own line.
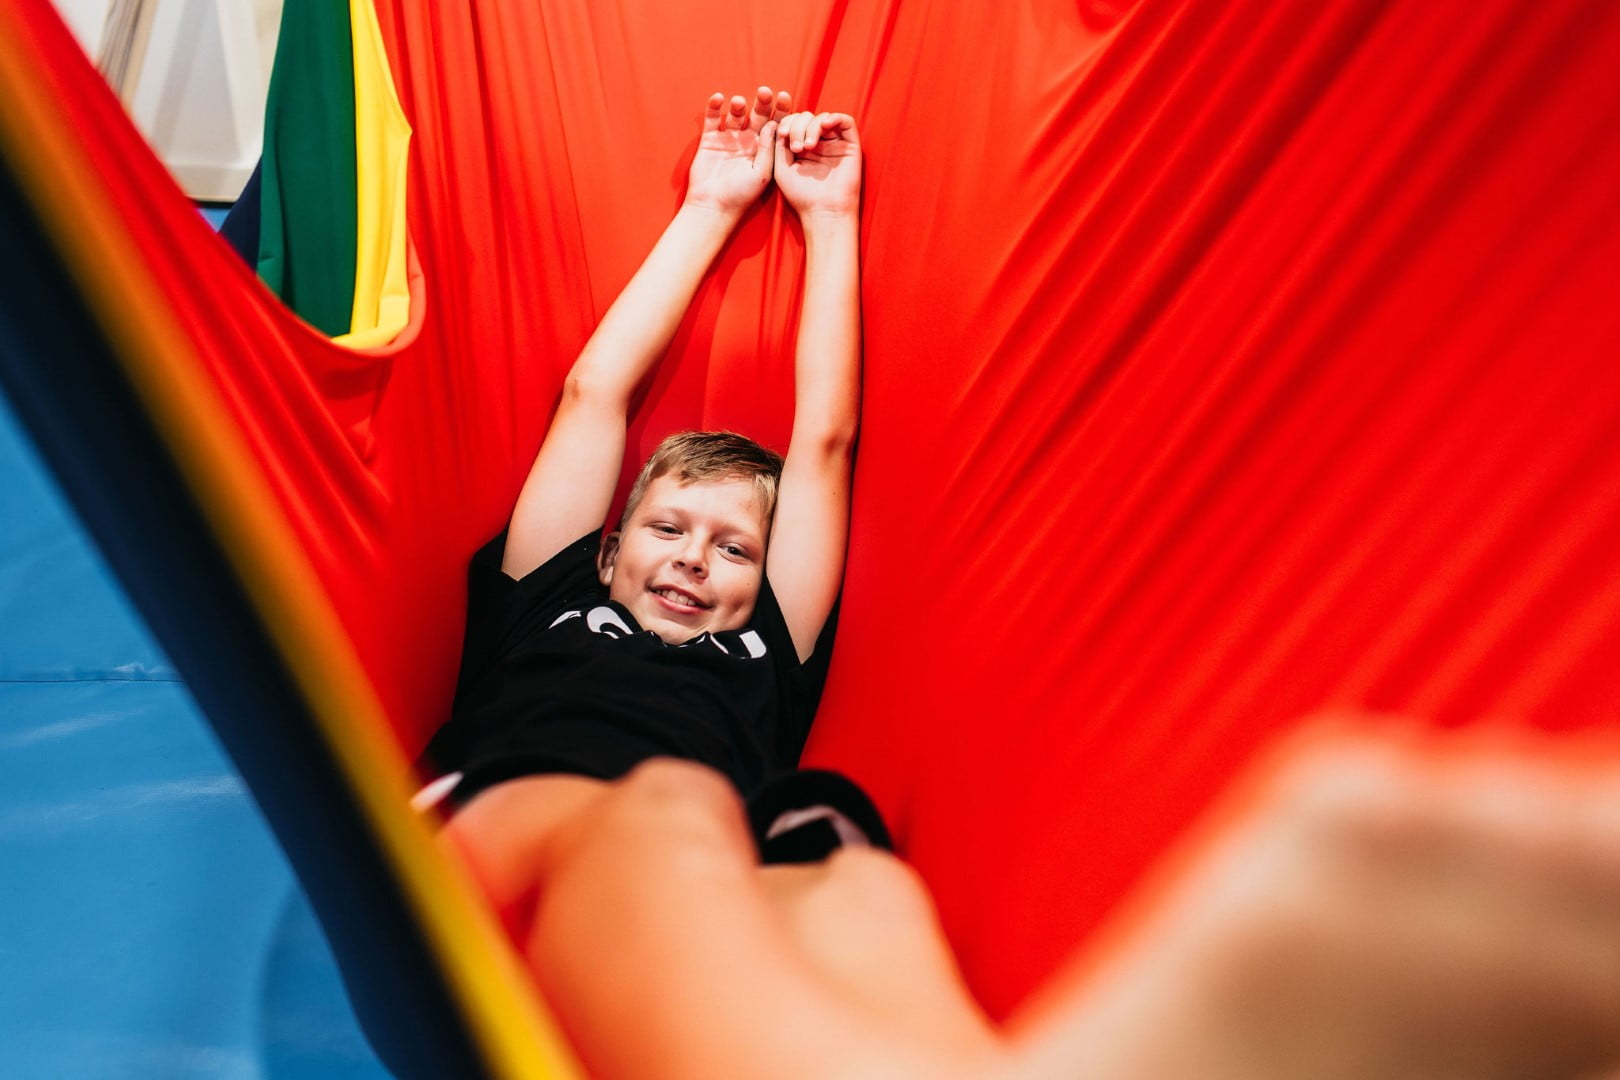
left=10, top=0, right=1620, bottom=1021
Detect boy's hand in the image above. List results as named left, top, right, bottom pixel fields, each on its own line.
left=685, top=87, right=791, bottom=218
left=774, top=111, right=862, bottom=219
left=505, top=86, right=791, bottom=580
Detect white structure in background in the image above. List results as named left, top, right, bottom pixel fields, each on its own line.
left=51, top=0, right=283, bottom=202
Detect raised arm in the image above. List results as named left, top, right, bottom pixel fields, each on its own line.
left=768, top=111, right=863, bottom=660
left=501, top=89, right=790, bottom=578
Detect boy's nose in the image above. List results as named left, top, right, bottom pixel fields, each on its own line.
left=673, top=543, right=706, bottom=575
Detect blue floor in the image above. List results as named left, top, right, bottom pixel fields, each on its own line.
left=0, top=385, right=387, bottom=1076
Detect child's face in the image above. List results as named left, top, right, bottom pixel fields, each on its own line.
left=598, top=474, right=769, bottom=643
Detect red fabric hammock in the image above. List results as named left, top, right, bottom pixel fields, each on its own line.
left=8, top=0, right=1620, bottom=1023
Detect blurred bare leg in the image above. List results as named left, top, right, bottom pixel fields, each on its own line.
left=438, top=773, right=611, bottom=938
left=760, top=848, right=1002, bottom=1057
left=444, top=759, right=1007, bottom=1080
left=1008, top=725, right=1620, bottom=1080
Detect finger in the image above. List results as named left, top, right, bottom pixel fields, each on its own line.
left=773, top=89, right=794, bottom=120
left=795, top=113, right=815, bottom=153
left=754, top=119, right=778, bottom=178
left=702, top=92, right=725, bottom=132
left=749, top=86, right=774, bottom=133
left=817, top=112, right=859, bottom=145
left=774, top=118, right=795, bottom=174
left=784, top=111, right=809, bottom=153
left=727, top=93, right=749, bottom=130
left=805, top=114, right=826, bottom=152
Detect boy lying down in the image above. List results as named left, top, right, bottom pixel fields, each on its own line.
left=415, top=88, right=1620, bottom=1079
left=417, top=84, right=879, bottom=855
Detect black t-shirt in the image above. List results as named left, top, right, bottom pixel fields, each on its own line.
left=422, top=530, right=837, bottom=804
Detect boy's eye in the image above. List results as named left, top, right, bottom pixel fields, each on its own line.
left=720, top=544, right=749, bottom=560
left=651, top=523, right=679, bottom=535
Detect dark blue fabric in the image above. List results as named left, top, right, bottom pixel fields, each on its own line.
left=218, top=159, right=263, bottom=266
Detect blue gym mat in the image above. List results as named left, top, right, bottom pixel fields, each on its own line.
left=0, top=384, right=387, bottom=1077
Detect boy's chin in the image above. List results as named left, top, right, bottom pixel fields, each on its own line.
left=644, top=620, right=697, bottom=645
left=639, top=608, right=748, bottom=644
left=636, top=607, right=709, bottom=643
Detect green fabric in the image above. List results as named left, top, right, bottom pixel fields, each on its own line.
left=257, top=0, right=358, bottom=337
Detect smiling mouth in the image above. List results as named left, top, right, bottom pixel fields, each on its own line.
left=651, top=586, right=710, bottom=610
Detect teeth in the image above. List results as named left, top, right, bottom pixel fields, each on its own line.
left=655, top=588, right=704, bottom=608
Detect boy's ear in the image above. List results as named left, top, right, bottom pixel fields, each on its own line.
left=597, top=532, right=621, bottom=587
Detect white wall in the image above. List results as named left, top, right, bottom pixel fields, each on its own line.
left=51, top=0, right=111, bottom=58
left=49, top=0, right=285, bottom=202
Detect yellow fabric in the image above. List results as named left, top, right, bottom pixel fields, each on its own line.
left=336, top=0, right=413, bottom=349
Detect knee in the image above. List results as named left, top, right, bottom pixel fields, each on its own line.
left=590, top=758, right=749, bottom=853
left=816, top=846, right=938, bottom=926
left=618, top=757, right=738, bottom=816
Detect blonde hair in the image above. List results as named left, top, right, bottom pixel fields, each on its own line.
left=617, top=431, right=784, bottom=533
